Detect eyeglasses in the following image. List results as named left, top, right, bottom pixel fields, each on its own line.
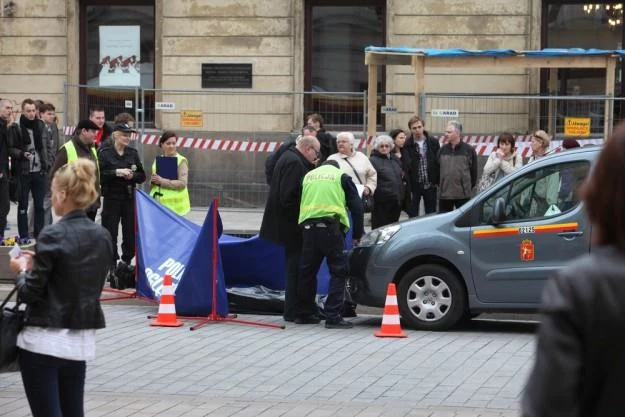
left=378, top=144, right=391, bottom=148
left=311, top=147, right=320, bottom=157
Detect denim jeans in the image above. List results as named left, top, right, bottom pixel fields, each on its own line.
left=18, top=172, right=46, bottom=239
left=18, top=349, right=86, bottom=417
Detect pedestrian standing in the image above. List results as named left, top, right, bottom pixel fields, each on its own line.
left=98, top=123, right=145, bottom=289
left=521, top=123, right=625, bottom=417
left=0, top=99, right=12, bottom=240
left=369, top=135, right=403, bottom=228
left=404, top=116, right=440, bottom=216
left=39, top=102, right=60, bottom=225
left=295, top=160, right=364, bottom=328
left=438, top=120, right=477, bottom=212
left=10, top=158, right=115, bottom=417
left=149, top=131, right=191, bottom=216
left=260, top=136, right=320, bottom=322
left=49, top=120, right=101, bottom=221
left=8, top=98, right=49, bottom=243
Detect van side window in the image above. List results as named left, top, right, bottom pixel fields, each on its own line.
left=480, top=161, right=590, bottom=224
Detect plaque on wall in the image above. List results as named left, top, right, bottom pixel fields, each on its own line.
left=202, top=64, right=252, bottom=88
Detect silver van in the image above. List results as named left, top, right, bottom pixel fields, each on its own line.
left=348, top=146, right=599, bottom=330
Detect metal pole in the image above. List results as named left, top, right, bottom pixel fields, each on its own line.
left=362, top=90, right=367, bottom=142
left=63, top=83, right=69, bottom=137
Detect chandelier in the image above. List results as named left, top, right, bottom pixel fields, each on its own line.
left=583, top=3, right=624, bottom=26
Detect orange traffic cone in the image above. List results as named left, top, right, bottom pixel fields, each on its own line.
left=150, top=274, right=183, bottom=327
left=375, top=283, right=407, bottom=338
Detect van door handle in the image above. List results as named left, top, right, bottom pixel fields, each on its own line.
left=557, top=231, right=584, bottom=239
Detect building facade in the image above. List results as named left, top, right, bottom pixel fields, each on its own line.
left=0, top=0, right=622, bottom=135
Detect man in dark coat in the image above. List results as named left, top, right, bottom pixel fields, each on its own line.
left=264, top=125, right=317, bottom=184
left=259, top=136, right=320, bottom=322
left=404, top=115, right=440, bottom=216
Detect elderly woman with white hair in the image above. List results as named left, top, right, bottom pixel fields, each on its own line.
left=369, top=135, right=403, bottom=228
left=327, top=132, right=377, bottom=199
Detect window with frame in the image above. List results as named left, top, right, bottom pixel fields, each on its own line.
left=304, top=0, right=385, bottom=130
left=480, top=160, right=591, bottom=224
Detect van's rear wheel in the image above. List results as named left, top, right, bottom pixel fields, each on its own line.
left=397, top=264, right=466, bottom=331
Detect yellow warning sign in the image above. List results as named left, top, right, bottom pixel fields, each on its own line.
left=180, top=110, right=203, bottom=128
left=564, top=117, right=590, bottom=137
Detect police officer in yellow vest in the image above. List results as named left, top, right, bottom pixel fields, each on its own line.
left=296, top=160, right=364, bottom=328
left=149, top=131, right=190, bottom=216
left=49, top=119, right=101, bottom=221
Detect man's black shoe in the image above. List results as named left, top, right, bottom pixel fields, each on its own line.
left=325, top=319, right=353, bottom=329
left=294, top=315, right=321, bottom=324
left=283, top=316, right=295, bottom=322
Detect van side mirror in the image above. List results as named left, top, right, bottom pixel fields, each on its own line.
left=491, top=197, right=506, bottom=224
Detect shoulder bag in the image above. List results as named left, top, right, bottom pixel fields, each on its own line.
left=0, top=286, right=25, bottom=372
left=343, top=157, right=374, bottom=213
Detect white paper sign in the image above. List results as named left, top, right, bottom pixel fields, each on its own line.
left=155, top=102, right=176, bottom=110
left=432, top=109, right=459, bottom=117
left=99, top=26, right=141, bottom=87
left=381, top=106, right=398, bottom=114
left=125, top=100, right=133, bottom=109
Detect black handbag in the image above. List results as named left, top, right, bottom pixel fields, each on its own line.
left=343, top=157, right=374, bottom=213
left=0, top=286, right=25, bottom=373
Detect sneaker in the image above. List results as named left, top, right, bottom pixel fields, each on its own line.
left=325, top=318, right=354, bottom=329
left=294, top=315, right=321, bottom=324
left=17, top=237, right=30, bottom=245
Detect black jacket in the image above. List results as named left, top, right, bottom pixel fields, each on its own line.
left=16, top=210, right=115, bottom=329
left=404, top=131, right=440, bottom=187
left=98, top=145, right=146, bottom=200
left=8, top=118, right=49, bottom=175
left=522, top=246, right=625, bottom=417
left=260, top=147, right=315, bottom=248
left=369, top=151, right=403, bottom=204
left=265, top=133, right=298, bottom=184
left=317, top=129, right=336, bottom=162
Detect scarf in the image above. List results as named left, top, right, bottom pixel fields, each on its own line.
left=19, top=114, right=43, bottom=153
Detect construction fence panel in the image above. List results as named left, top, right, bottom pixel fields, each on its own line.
left=139, top=90, right=365, bottom=208
left=63, top=86, right=620, bottom=209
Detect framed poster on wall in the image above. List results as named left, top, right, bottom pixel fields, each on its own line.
left=98, top=25, right=141, bottom=87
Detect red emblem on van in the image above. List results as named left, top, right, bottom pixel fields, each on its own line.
left=521, top=239, right=535, bottom=262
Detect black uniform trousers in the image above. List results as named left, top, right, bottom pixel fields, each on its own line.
left=296, top=219, right=348, bottom=323
left=101, top=197, right=135, bottom=265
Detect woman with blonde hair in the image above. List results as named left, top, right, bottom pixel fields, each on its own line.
left=10, top=158, right=115, bottom=417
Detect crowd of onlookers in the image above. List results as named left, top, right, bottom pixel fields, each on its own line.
left=0, top=98, right=191, bottom=290
left=260, top=112, right=584, bottom=326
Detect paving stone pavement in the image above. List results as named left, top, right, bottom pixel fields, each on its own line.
left=0, top=304, right=538, bottom=416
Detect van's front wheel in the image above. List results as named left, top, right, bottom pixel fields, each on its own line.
left=397, top=264, right=466, bottom=331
